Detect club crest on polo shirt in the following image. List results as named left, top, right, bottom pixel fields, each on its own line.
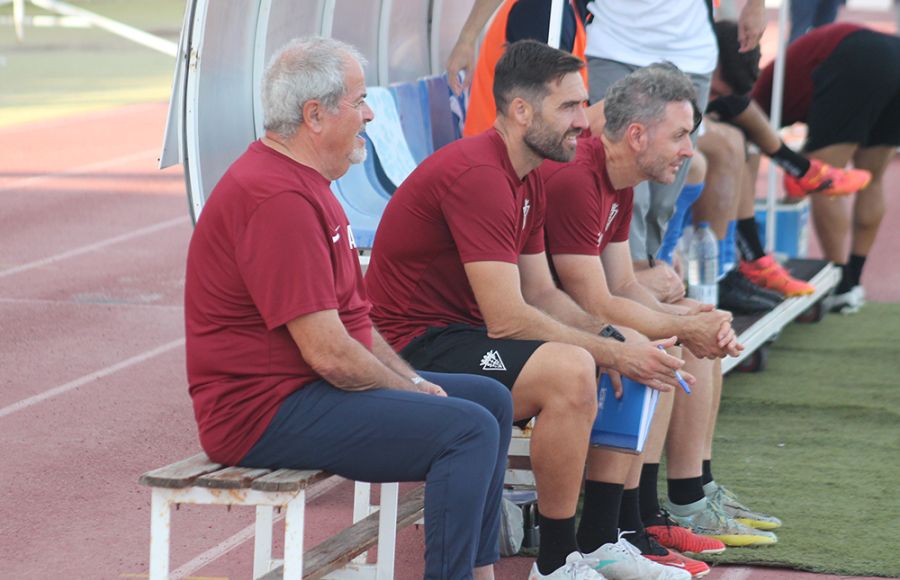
left=522, top=198, right=531, bottom=230
left=597, top=202, right=620, bottom=246
left=480, top=350, right=507, bottom=371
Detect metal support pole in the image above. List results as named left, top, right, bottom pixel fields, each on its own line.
left=765, top=0, right=791, bottom=253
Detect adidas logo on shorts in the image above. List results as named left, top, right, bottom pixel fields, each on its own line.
left=480, top=350, right=506, bottom=371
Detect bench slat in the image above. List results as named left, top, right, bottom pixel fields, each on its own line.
left=251, top=468, right=331, bottom=492
left=259, top=485, right=426, bottom=580
left=195, top=466, right=272, bottom=489
left=138, top=453, right=222, bottom=488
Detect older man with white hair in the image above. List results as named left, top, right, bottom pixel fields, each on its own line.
left=183, top=37, right=513, bottom=580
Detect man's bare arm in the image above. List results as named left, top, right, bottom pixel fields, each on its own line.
left=518, top=252, right=608, bottom=332
left=370, top=328, right=446, bottom=395
left=601, top=243, right=688, bottom=314
left=554, top=252, right=688, bottom=339
left=555, top=245, right=737, bottom=358
left=464, top=259, right=687, bottom=389
left=737, top=0, right=767, bottom=53
left=446, top=0, right=504, bottom=95
left=287, top=310, right=442, bottom=394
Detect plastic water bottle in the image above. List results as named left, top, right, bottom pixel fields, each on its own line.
left=687, top=221, right=718, bottom=305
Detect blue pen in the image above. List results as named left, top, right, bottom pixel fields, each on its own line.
left=657, top=344, right=691, bottom=394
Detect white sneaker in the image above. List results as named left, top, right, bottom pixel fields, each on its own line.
left=824, top=285, right=865, bottom=314
left=529, top=551, right=608, bottom=579
left=582, top=535, right=690, bottom=580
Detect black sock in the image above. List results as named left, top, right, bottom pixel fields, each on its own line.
left=771, top=143, right=811, bottom=178
left=702, top=460, right=714, bottom=486
left=619, top=487, right=643, bottom=533
left=639, top=463, right=662, bottom=525
left=736, top=217, right=766, bottom=261
left=620, top=488, right=668, bottom=556
left=837, top=254, right=867, bottom=294
left=537, top=514, right=578, bottom=575
left=667, top=476, right=705, bottom=506
left=576, top=480, right=624, bottom=554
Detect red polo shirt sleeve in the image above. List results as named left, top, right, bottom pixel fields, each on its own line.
left=545, top=164, right=603, bottom=256
left=441, top=165, right=521, bottom=264
left=236, top=193, right=338, bottom=330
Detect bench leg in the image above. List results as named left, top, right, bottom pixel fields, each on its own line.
left=352, top=482, right=371, bottom=565
left=149, top=489, right=170, bottom=580
left=282, top=491, right=305, bottom=580
left=376, top=483, right=399, bottom=580
left=253, top=505, right=274, bottom=579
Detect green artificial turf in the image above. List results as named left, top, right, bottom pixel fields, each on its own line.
left=702, top=302, right=900, bottom=577
left=0, top=0, right=183, bottom=126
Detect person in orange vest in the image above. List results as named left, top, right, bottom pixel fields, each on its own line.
left=446, top=0, right=587, bottom=137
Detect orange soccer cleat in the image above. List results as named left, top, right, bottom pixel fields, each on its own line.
left=739, top=255, right=815, bottom=297
left=783, top=159, right=872, bottom=200
left=645, top=511, right=726, bottom=555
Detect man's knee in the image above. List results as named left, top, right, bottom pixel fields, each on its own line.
left=520, top=343, right=597, bottom=414
left=446, top=398, right=502, bottom=453
left=687, top=150, right=708, bottom=184
left=431, top=371, right=513, bottom=426
left=700, top=121, right=745, bottom=168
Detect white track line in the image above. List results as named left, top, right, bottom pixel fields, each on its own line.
left=170, top=476, right=347, bottom=579
left=717, top=567, right=754, bottom=580
left=0, top=215, right=189, bottom=279
left=0, top=297, right=182, bottom=310
left=0, top=338, right=184, bottom=419
left=0, top=148, right=162, bottom=194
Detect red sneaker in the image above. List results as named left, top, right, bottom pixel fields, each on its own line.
left=643, top=549, right=711, bottom=578
left=739, top=255, right=815, bottom=297
left=783, top=159, right=872, bottom=200
left=646, top=515, right=726, bottom=555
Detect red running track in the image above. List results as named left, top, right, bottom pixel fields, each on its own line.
left=1, top=96, right=895, bottom=579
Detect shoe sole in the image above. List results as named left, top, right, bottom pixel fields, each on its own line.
left=735, top=517, right=782, bottom=530
left=704, top=533, right=777, bottom=547
left=679, top=546, right=727, bottom=556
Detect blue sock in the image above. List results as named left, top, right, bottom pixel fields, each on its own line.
left=718, top=220, right=737, bottom=277
left=658, top=183, right=704, bottom=265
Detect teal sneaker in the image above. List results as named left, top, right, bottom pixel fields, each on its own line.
left=704, top=482, right=782, bottom=530
left=663, top=497, right=777, bottom=547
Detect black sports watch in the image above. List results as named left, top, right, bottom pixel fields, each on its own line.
left=599, top=324, right=626, bottom=343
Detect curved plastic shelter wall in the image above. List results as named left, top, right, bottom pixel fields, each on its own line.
left=164, top=0, right=476, bottom=221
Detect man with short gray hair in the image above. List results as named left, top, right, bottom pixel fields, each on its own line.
left=184, top=36, right=513, bottom=579
left=543, top=63, right=778, bottom=561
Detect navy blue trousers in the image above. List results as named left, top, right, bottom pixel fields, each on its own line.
left=239, top=371, right=513, bottom=580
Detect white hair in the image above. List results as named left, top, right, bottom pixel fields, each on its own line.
left=261, top=36, right=366, bottom=139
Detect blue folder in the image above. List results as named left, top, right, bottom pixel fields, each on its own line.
left=590, top=374, right=660, bottom=454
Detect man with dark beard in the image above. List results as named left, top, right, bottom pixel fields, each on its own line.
left=366, top=41, right=696, bottom=580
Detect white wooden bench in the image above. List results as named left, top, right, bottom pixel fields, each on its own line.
left=139, top=453, right=425, bottom=580
left=506, top=423, right=536, bottom=488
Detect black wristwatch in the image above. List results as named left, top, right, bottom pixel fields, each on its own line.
left=599, top=324, right=626, bottom=342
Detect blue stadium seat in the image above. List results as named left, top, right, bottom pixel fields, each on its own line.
left=389, top=82, right=434, bottom=164
left=365, top=86, right=419, bottom=189
left=332, top=138, right=391, bottom=249
left=421, top=75, right=457, bottom=151
left=329, top=181, right=382, bottom=250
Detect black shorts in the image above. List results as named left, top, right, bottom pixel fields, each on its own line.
left=806, top=29, right=900, bottom=151
left=401, top=324, right=544, bottom=391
